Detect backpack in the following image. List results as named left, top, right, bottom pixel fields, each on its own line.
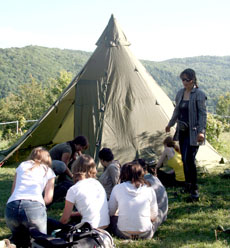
left=30, top=222, right=115, bottom=248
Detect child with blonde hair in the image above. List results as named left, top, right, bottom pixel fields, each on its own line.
left=5, top=147, right=56, bottom=247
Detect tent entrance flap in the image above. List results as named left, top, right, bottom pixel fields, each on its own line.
left=53, top=105, right=75, bottom=144
left=74, top=79, right=107, bottom=160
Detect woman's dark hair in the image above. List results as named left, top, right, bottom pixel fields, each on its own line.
left=120, top=162, right=131, bottom=183
left=163, top=136, right=180, bottom=153
left=67, top=135, right=89, bottom=157
left=73, top=136, right=89, bottom=148
left=136, top=159, right=147, bottom=170
left=98, top=148, right=114, bottom=162
left=135, top=158, right=157, bottom=176
left=180, top=68, right=198, bottom=88
left=120, top=161, right=150, bottom=188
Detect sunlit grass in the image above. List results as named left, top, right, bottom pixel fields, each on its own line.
left=1, top=161, right=230, bottom=247
left=218, top=132, right=230, bottom=160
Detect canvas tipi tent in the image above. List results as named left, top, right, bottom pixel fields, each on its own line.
left=0, top=15, right=222, bottom=165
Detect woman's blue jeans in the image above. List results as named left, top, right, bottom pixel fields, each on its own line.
left=179, top=131, right=199, bottom=191
left=5, top=199, right=47, bottom=244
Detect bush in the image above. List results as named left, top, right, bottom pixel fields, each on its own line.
left=206, top=113, right=225, bottom=151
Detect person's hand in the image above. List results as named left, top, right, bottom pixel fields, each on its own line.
left=165, top=126, right=171, bottom=132
left=77, top=150, right=82, bottom=156
left=197, top=133, right=205, bottom=143
left=151, top=217, right=156, bottom=222
left=70, top=211, right=81, bottom=217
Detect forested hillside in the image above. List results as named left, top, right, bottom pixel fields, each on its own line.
left=0, top=46, right=90, bottom=98
left=0, top=46, right=230, bottom=112
left=143, top=56, right=230, bottom=112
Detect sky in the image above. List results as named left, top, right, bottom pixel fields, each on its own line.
left=0, top=0, right=230, bottom=61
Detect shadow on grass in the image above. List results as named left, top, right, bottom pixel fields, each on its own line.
left=153, top=172, right=230, bottom=247
left=1, top=164, right=230, bottom=247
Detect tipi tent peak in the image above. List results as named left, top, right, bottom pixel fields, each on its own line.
left=96, top=14, right=131, bottom=47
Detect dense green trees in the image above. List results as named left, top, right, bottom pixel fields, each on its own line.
left=0, top=46, right=90, bottom=98
left=46, top=70, right=73, bottom=105
left=0, top=70, right=72, bottom=144
left=205, top=93, right=230, bottom=151
left=216, top=92, right=230, bottom=119
left=0, top=70, right=72, bottom=122
left=0, top=46, right=230, bottom=153
left=142, top=56, right=230, bottom=113
left=0, top=78, right=47, bottom=122
left=0, top=46, right=230, bottom=113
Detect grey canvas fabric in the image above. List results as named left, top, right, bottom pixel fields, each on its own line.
left=99, top=161, right=120, bottom=200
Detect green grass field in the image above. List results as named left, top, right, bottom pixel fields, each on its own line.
left=1, top=160, right=230, bottom=247
left=0, top=131, right=229, bottom=247
left=218, top=132, right=230, bottom=160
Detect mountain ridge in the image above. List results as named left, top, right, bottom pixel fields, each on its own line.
left=0, top=45, right=230, bottom=112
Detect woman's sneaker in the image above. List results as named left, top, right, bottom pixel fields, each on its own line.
left=180, top=183, right=192, bottom=194
left=186, top=190, right=199, bottom=202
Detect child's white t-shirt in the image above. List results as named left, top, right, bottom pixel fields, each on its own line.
left=7, top=160, right=56, bottom=206
left=66, top=178, right=110, bottom=228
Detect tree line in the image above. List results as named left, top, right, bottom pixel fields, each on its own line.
left=0, top=46, right=230, bottom=112
left=0, top=46, right=229, bottom=153
left=0, top=70, right=72, bottom=147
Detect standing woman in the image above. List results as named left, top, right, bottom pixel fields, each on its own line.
left=5, top=147, right=56, bottom=247
left=165, top=68, right=207, bottom=201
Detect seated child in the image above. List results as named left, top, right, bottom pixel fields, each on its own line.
left=60, top=154, right=109, bottom=229
left=98, top=148, right=120, bottom=200
left=5, top=147, right=55, bottom=247
left=108, top=161, right=158, bottom=240
left=156, top=136, right=185, bottom=187
left=137, top=159, right=168, bottom=229
left=49, top=135, right=89, bottom=204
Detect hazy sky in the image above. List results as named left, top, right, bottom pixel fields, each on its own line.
left=1, top=0, right=230, bottom=61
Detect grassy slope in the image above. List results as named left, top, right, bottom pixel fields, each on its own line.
left=0, top=165, right=16, bottom=238
left=218, top=132, right=230, bottom=160
left=1, top=162, right=230, bottom=247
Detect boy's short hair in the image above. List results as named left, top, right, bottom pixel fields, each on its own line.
left=73, top=135, right=89, bottom=149
left=98, top=148, right=114, bottom=162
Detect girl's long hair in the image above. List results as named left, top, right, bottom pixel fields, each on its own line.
left=71, top=154, right=96, bottom=181
left=120, top=161, right=150, bottom=188
left=28, top=147, right=52, bottom=173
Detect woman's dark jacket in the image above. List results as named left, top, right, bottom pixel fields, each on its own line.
left=168, top=87, right=207, bottom=146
